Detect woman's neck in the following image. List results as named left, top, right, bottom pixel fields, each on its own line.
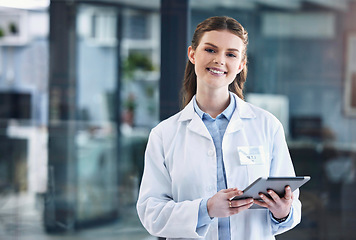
left=196, top=89, right=230, bottom=119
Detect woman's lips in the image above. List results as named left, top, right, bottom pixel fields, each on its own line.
left=207, top=68, right=227, bottom=75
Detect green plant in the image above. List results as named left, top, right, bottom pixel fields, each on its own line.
left=123, top=53, right=155, bottom=79
left=124, top=93, right=137, bottom=111
left=9, top=22, right=18, bottom=35
left=0, top=27, right=4, bottom=38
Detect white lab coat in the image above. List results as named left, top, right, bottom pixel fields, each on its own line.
left=137, top=93, right=301, bottom=239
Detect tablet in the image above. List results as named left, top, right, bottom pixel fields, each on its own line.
left=230, top=176, right=310, bottom=203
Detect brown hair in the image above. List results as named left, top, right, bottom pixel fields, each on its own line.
left=181, top=16, right=249, bottom=107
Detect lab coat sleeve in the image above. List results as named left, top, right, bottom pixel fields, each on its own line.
left=136, top=128, right=210, bottom=238
left=269, top=122, right=302, bottom=235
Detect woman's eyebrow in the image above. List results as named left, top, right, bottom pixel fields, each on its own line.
left=204, top=42, right=240, bottom=52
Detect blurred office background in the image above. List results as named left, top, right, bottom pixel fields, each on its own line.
left=0, top=0, right=355, bottom=239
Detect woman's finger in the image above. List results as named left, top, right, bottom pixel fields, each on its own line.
left=253, top=199, right=268, bottom=208
left=221, top=188, right=236, bottom=193
left=229, top=201, right=254, bottom=214
left=227, top=189, right=243, bottom=200
left=267, top=190, right=281, bottom=203
left=284, top=186, right=292, bottom=200
left=230, top=198, right=253, bottom=208
left=259, top=193, right=274, bottom=206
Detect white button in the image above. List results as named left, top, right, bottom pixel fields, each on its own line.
left=208, top=149, right=214, bottom=156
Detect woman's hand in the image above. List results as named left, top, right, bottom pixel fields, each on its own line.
left=253, top=186, right=293, bottom=219
left=207, top=188, right=254, bottom=218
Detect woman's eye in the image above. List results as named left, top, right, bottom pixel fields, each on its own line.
left=205, top=48, right=215, bottom=53
left=227, top=53, right=236, bottom=58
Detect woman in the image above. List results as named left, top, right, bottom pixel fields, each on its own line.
left=137, top=16, right=301, bottom=240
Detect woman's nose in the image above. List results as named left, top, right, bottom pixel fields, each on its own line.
left=213, top=55, right=225, bottom=65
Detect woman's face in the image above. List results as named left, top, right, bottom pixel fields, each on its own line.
left=188, top=30, right=246, bottom=93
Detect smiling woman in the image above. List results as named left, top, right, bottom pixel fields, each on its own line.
left=137, top=16, right=301, bottom=240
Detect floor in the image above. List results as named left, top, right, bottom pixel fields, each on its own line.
left=0, top=192, right=154, bottom=240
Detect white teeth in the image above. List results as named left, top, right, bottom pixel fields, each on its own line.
left=209, top=68, right=225, bottom=74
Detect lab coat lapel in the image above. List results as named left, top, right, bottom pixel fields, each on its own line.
left=187, top=114, right=212, bottom=140
left=225, top=93, right=256, bottom=134
left=178, top=99, right=212, bottom=140
left=225, top=115, right=244, bottom=134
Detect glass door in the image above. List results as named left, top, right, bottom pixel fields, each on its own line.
left=46, top=2, right=160, bottom=237
left=75, top=3, right=119, bottom=225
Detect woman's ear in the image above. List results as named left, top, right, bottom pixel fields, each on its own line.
left=188, top=46, right=195, bottom=64
left=237, top=59, right=247, bottom=74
